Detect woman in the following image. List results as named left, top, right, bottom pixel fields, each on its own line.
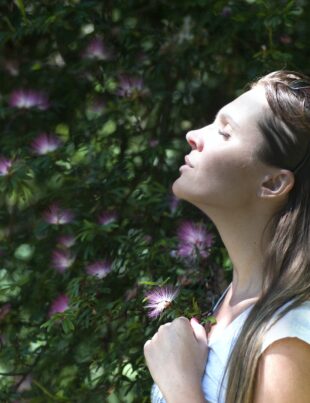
left=144, top=70, right=310, bottom=403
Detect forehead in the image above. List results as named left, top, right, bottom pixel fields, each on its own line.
left=220, top=85, right=269, bottom=130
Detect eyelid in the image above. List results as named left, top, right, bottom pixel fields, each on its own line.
left=218, top=129, right=231, bottom=139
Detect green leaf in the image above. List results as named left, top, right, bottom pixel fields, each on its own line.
left=62, top=318, right=75, bottom=334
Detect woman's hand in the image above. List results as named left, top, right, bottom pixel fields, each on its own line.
left=144, top=317, right=208, bottom=403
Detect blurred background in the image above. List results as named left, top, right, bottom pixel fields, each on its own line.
left=0, top=0, right=309, bottom=401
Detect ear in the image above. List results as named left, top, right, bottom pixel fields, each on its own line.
left=259, top=170, right=295, bottom=199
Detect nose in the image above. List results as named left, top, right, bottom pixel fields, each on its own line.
left=186, top=130, right=203, bottom=151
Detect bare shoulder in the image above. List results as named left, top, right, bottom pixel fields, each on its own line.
left=253, top=337, right=310, bottom=403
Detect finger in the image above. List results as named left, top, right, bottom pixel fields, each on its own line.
left=190, top=317, right=208, bottom=345
left=143, top=339, right=152, bottom=356
left=158, top=322, right=171, bottom=332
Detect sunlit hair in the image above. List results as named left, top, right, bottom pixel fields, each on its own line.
left=223, top=70, right=310, bottom=403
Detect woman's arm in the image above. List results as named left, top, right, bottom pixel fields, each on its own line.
left=253, top=337, right=310, bottom=402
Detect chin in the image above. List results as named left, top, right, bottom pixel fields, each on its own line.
left=172, top=177, right=184, bottom=199
left=172, top=178, right=194, bottom=203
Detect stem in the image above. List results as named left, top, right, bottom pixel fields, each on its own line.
left=32, top=379, right=70, bottom=401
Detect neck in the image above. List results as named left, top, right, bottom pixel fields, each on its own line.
left=201, top=205, right=273, bottom=304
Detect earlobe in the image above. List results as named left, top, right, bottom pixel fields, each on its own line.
left=259, top=170, right=295, bottom=199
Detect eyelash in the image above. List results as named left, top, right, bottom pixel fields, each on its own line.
left=218, top=130, right=231, bottom=139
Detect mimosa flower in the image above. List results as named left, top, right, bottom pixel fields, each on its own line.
left=43, top=204, right=74, bottom=225
left=0, top=158, right=13, bottom=176
left=49, top=294, right=69, bottom=317
left=86, top=260, right=112, bottom=279
left=176, top=221, right=213, bottom=259
left=98, top=211, right=117, bottom=225
left=57, top=234, right=75, bottom=248
left=82, top=37, right=112, bottom=60
left=9, top=89, right=49, bottom=110
left=31, top=133, right=61, bottom=155
left=52, top=249, right=75, bottom=273
left=149, top=139, right=159, bottom=148
left=117, top=74, right=147, bottom=97
left=144, top=286, right=179, bottom=319
left=177, top=243, right=209, bottom=259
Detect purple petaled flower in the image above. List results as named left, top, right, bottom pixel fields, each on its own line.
left=149, top=139, right=159, bottom=148
left=52, top=249, right=75, bottom=273
left=280, top=34, right=292, bottom=45
left=49, top=294, right=69, bottom=317
left=0, top=303, right=11, bottom=320
left=43, top=204, right=74, bottom=225
left=82, top=37, right=112, bottom=61
left=86, top=260, right=112, bottom=279
left=31, top=133, right=61, bottom=155
left=221, top=6, right=232, bottom=17
left=9, top=89, right=49, bottom=110
left=57, top=234, right=75, bottom=248
left=117, top=74, right=147, bottom=97
left=144, top=286, right=179, bottom=319
left=177, top=243, right=209, bottom=259
left=176, top=221, right=213, bottom=260
left=0, top=158, right=13, bottom=176
left=178, top=221, right=213, bottom=247
left=98, top=211, right=117, bottom=225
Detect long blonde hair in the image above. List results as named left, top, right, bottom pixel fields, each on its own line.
left=224, top=70, right=310, bottom=403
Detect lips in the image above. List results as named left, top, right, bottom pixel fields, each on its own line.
left=184, top=155, right=194, bottom=168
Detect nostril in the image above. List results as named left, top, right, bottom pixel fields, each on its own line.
left=189, top=139, right=196, bottom=148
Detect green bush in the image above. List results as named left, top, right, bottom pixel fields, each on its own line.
left=0, top=1, right=309, bottom=401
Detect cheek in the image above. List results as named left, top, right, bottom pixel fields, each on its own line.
left=195, top=153, right=257, bottom=202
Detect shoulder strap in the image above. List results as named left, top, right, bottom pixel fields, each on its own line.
left=211, top=283, right=231, bottom=314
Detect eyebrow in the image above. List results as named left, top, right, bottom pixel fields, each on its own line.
left=215, top=110, right=240, bottom=129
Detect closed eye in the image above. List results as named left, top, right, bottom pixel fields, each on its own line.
left=218, top=130, right=231, bottom=139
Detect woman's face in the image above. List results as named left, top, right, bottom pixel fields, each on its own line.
left=172, top=85, right=272, bottom=211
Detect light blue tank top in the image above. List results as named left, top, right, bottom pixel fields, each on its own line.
left=150, top=285, right=310, bottom=403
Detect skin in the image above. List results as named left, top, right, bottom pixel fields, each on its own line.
left=144, top=85, right=310, bottom=402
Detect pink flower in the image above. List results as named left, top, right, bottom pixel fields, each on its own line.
left=0, top=303, right=11, bottom=320
left=9, top=89, right=49, bottom=110
left=176, top=221, right=213, bottom=260
left=0, top=158, right=13, bottom=176
left=31, top=133, right=61, bottom=155
left=57, top=234, right=75, bottom=248
left=149, top=139, right=159, bottom=148
left=82, top=37, right=112, bottom=60
left=117, top=74, right=147, bottom=97
left=49, top=294, right=69, bottom=317
left=221, top=6, right=232, bottom=17
left=43, top=204, right=74, bottom=225
left=86, top=260, right=112, bottom=279
left=52, top=249, right=75, bottom=273
left=280, top=35, right=292, bottom=45
left=98, top=211, right=117, bottom=225
left=144, top=286, right=179, bottom=319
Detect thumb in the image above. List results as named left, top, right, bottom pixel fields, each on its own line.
left=190, top=317, right=208, bottom=345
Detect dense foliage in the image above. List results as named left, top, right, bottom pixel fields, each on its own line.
left=0, top=0, right=309, bottom=401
